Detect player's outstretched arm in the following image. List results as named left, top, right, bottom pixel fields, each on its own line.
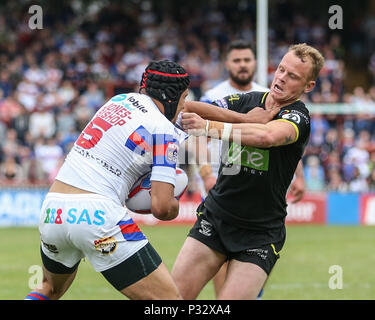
left=181, top=112, right=298, bottom=148
left=184, top=101, right=279, bottom=124
left=184, top=101, right=243, bottom=122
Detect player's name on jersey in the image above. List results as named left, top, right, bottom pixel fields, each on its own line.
left=96, top=102, right=133, bottom=126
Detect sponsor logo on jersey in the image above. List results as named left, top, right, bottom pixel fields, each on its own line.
left=228, top=94, right=240, bottom=104
left=44, top=207, right=106, bottom=226
left=228, top=143, right=269, bottom=171
left=166, top=142, right=178, bottom=163
left=282, top=112, right=301, bottom=123
left=41, top=240, right=59, bottom=253
left=198, top=219, right=213, bottom=237
left=94, top=237, right=117, bottom=255
left=245, top=248, right=269, bottom=260
left=278, top=109, right=309, bottom=124
left=111, top=94, right=127, bottom=102
left=66, top=208, right=106, bottom=225
left=127, top=96, right=148, bottom=113
left=97, top=103, right=132, bottom=126
left=73, top=146, right=123, bottom=176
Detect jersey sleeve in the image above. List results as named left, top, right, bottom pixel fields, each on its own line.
left=150, top=124, right=181, bottom=186
left=275, top=105, right=310, bottom=144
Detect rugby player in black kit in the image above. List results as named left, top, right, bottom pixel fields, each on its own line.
left=172, top=43, right=325, bottom=300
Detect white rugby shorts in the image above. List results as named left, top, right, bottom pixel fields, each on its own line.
left=39, top=192, right=148, bottom=272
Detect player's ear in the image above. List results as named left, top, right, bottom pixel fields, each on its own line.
left=304, top=80, right=316, bottom=94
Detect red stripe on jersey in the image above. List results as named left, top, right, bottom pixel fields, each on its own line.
left=119, top=222, right=141, bottom=234
left=129, top=131, right=152, bottom=152
left=153, top=144, right=168, bottom=157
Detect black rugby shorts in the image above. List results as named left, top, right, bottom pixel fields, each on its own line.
left=188, top=203, right=286, bottom=275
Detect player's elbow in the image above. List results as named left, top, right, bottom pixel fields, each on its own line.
left=151, top=198, right=179, bottom=221
left=262, top=132, right=279, bottom=148
left=259, top=131, right=294, bottom=148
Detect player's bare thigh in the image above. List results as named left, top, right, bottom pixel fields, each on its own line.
left=172, top=236, right=226, bottom=300
left=218, top=259, right=268, bottom=300
left=120, top=262, right=182, bottom=300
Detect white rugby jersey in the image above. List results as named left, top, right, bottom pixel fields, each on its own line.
left=56, top=93, right=187, bottom=206
left=200, top=80, right=269, bottom=104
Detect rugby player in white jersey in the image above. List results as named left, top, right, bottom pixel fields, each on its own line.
left=197, top=40, right=306, bottom=298
left=25, top=60, right=190, bottom=300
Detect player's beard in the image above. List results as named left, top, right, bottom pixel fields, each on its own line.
left=229, top=69, right=254, bottom=86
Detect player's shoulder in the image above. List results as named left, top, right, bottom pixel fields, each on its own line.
left=105, top=92, right=152, bottom=115
left=250, top=81, right=269, bottom=93
left=287, top=99, right=310, bottom=116
left=240, top=90, right=268, bottom=103
left=220, top=91, right=267, bottom=112
left=278, top=100, right=310, bottom=126
left=110, top=92, right=176, bottom=131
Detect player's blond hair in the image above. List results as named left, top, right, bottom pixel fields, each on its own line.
left=288, top=43, right=325, bottom=81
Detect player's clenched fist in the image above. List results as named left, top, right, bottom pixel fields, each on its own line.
left=181, top=112, right=207, bottom=136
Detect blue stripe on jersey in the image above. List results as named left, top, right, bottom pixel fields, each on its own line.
left=122, top=232, right=146, bottom=241
left=117, top=219, right=146, bottom=241
left=152, top=134, right=178, bottom=168
left=125, top=125, right=152, bottom=156
left=152, top=155, right=177, bottom=168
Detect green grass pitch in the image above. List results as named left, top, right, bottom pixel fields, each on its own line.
left=1, top=225, right=375, bottom=300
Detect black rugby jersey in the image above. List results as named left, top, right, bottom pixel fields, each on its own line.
left=204, top=91, right=311, bottom=230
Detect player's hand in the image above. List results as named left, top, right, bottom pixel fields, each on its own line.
left=244, top=106, right=281, bottom=124
left=288, top=176, right=305, bottom=203
left=181, top=112, right=207, bottom=136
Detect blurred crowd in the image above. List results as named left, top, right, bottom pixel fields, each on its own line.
left=0, top=1, right=375, bottom=193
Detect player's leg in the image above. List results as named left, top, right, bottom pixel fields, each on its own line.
left=217, top=259, right=268, bottom=300
left=216, top=238, right=283, bottom=300
left=101, top=242, right=181, bottom=300
left=25, top=248, right=80, bottom=300
left=172, top=204, right=228, bottom=299
left=120, top=263, right=181, bottom=300
left=212, top=262, right=228, bottom=297
left=213, top=262, right=265, bottom=299
left=30, top=194, right=84, bottom=300
left=172, top=236, right=226, bottom=299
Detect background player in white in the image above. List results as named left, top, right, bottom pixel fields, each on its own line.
left=25, top=60, right=190, bottom=300
left=198, top=40, right=306, bottom=298
left=199, top=39, right=269, bottom=195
